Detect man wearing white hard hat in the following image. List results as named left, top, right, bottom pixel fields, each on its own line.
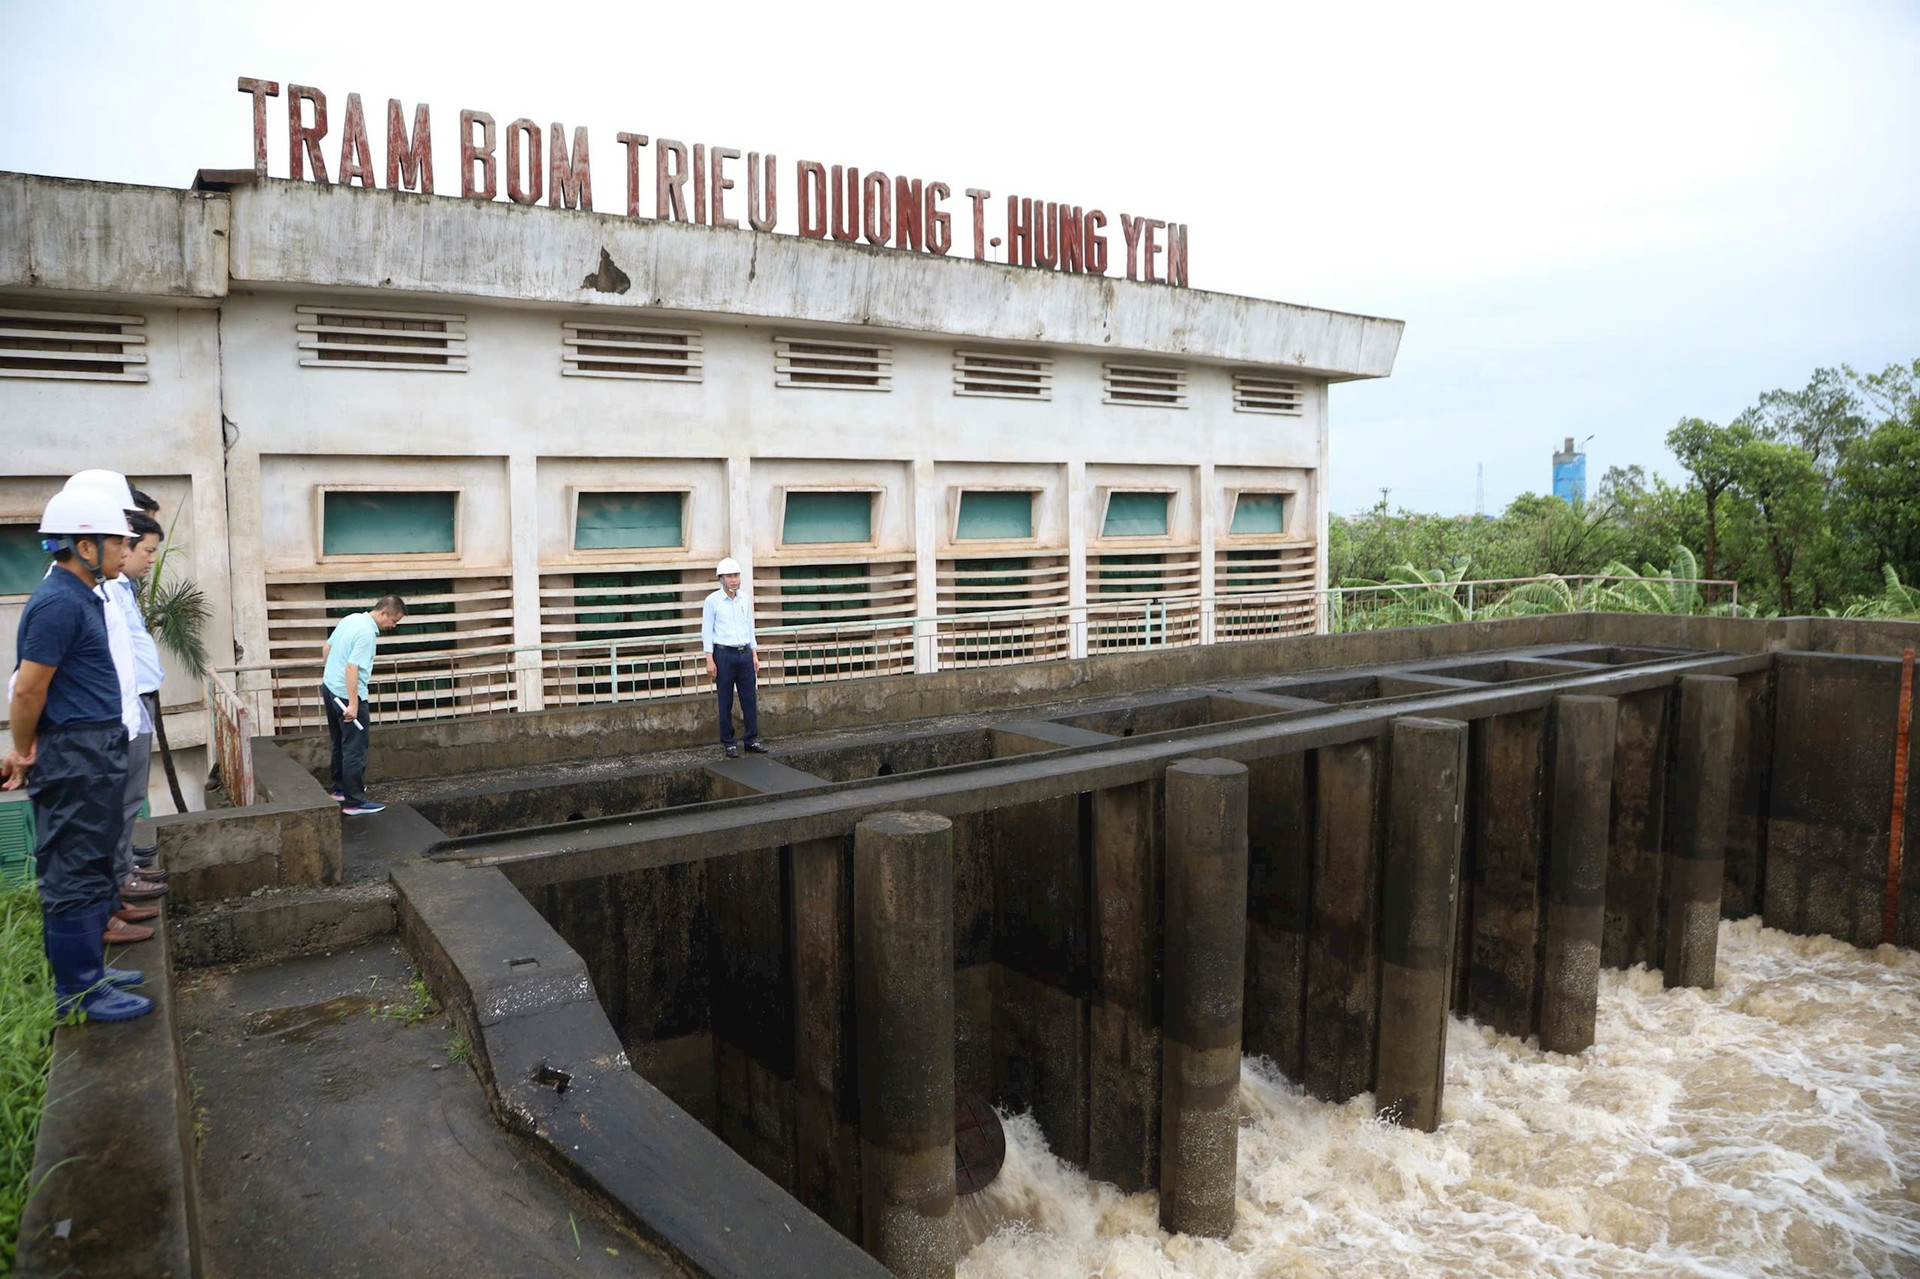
left=58, top=472, right=169, bottom=936
left=2, top=486, right=154, bottom=1022
left=701, top=556, right=767, bottom=758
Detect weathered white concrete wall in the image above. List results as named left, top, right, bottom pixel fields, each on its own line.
left=1, top=171, right=1398, bottom=750
left=0, top=301, right=232, bottom=809
left=0, top=174, right=228, bottom=299
left=222, top=179, right=1402, bottom=377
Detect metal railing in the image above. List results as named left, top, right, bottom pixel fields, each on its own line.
left=208, top=573, right=1737, bottom=804
left=205, top=666, right=256, bottom=806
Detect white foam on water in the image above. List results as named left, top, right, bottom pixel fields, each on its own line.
left=958, top=918, right=1920, bottom=1279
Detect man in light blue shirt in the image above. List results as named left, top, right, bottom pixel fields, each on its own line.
left=108, top=510, right=169, bottom=899
left=701, top=557, right=765, bottom=758
left=321, top=594, right=406, bottom=814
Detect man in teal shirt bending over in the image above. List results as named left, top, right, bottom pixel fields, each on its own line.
left=321, top=595, right=406, bottom=815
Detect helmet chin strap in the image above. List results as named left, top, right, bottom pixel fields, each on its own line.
left=41, top=534, right=106, bottom=585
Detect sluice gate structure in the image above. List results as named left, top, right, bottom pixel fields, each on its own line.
left=373, top=614, right=1916, bottom=1278
left=23, top=613, right=1917, bottom=1279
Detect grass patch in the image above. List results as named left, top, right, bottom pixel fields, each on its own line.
left=446, top=1032, right=472, bottom=1067
left=373, top=970, right=436, bottom=1026
left=1, top=876, right=56, bottom=1273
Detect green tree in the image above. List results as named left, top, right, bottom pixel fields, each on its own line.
left=1727, top=439, right=1824, bottom=614
left=1665, top=416, right=1750, bottom=582
left=1835, top=414, right=1920, bottom=587
left=1745, top=366, right=1868, bottom=480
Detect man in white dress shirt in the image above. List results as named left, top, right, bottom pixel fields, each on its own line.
left=701, top=557, right=766, bottom=759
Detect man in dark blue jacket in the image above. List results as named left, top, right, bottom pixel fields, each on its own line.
left=3, top=487, right=153, bottom=1022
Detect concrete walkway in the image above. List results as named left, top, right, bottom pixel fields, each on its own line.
left=177, top=941, right=666, bottom=1279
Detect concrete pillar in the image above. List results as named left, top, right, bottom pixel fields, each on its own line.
left=1305, top=739, right=1381, bottom=1103
left=1376, top=717, right=1468, bottom=1132
left=1665, top=676, right=1735, bottom=988
left=912, top=458, right=940, bottom=673
left=853, top=812, right=955, bottom=1279
left=506, top=454, right=545, bottom=712
left=1066, top=460, right=1089, bottom=659
left=1243, top=751, right=1311, bottom=1083
left=1466, top=708, right=1549, bottom=1039
left=1088, top=780, right=1160, bottom=1193
left=1604, top=688, right=1671, bottom=968
left=1159, top=757, right=1248, bottom=1239
left=1197, top=462, right=1217, bottom=644
left=791, top=834, right=859, bottom=1239
left=1540, top=696, right=1617, bottom=1055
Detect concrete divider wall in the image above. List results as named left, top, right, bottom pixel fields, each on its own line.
left=1766, top=652, right=1920, bottom=949
left=152, top=736, right=340, bottom=901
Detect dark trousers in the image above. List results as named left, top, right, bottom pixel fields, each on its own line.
left=323, top=692, right=372, bottom=806
left=713, top=646, right=759, bottom=747
left=29, top=722, right=128, bottom=913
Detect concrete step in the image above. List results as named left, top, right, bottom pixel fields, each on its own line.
left=169, top=880, right=397, bottom=969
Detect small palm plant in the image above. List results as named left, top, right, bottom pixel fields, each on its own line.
left=138, top=498, right=211, bottom=812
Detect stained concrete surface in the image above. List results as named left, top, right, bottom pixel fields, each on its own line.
left=338, top=800, right=446, bottom=882
left=177, top=941, right=666, bottom=1279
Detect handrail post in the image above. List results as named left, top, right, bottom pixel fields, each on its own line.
left=1466, top=581, right=1475, bottom=621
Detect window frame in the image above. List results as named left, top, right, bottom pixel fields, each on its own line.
left=1095, top=487, right=1180, bottom=543
left=314, top=485, right=465, bottom=565
left=776, top=486, right=884, bottom=551
left=567, top=486, right=693, bottom=561
left=1223, top=488, right=1296, bottom=541
left=948, top=486, right=1043, bottom=546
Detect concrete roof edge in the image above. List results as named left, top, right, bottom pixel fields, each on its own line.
left=221, top=178, right=1402, bottom=376
left=0, top=170, right=230, bottom=300
left=0, top=171, right=1404, bottom=377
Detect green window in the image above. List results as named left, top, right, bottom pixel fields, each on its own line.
left=955, top=491, right=1033, bottom=541
left=783, top=491, right=872, bottom=545
left=1220, top=549, right=1280, bottom=591
left=575, top=570, right=681, bottom=641
left=953, top=557, right=1029, bottom=610
left=1096, top=553, right=1164, bottom=595
left=325, top=579, right=453, bottom=657
left=1102, top=491, right=1169, bottom=538
left=1230, top=492, right=1287, bottom=536
left=780, top=562, right=867, bottom=615
left=322, top=491, right=457, bottom=556
left=0, top=524, right=46, bottom=596
left=574, top=492, right=684, bottom=551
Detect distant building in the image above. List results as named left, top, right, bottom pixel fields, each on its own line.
left=1553, top=437, right=1587, bottom=504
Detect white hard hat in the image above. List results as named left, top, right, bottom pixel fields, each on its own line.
left=39, top=488, right=133, bottom=538
left=63, top=469, right=138, bottom=511
left=715, top=557, right=743, bottom=577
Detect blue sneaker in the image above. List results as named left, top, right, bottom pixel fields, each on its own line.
left=341, top=802, right=387, bottom=816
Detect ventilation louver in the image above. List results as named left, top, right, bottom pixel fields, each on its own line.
left=775, top=336, right=892, bottom=391
left=297, top=305, right=468, bottom=372
left=0, top=308, right=147, bottom=383
left=1103, top=363, right=1186, bottom=408
left=1233, top=374, right=1305, bottom=415
left=954, top=350, right=1053, bottom=400
left=562, top=323, right=702, bottom=381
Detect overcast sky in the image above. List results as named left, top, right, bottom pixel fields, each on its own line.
left=3, top=1, right=1914, bottom=515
